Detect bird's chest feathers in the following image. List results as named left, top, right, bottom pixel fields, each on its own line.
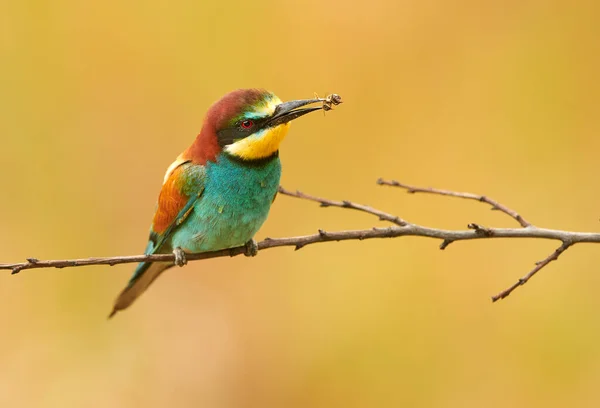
left=206, top=155, right=281, bottom=212
left=177, top=155, right=281, bottom=250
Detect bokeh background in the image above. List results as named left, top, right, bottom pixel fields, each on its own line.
left=2, top=0, right=600, bottom=407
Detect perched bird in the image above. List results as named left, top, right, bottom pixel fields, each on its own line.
left=109, top=89, right=333, bottom=317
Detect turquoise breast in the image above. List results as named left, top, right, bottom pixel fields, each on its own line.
left=170, top=153, right=282, bottom=253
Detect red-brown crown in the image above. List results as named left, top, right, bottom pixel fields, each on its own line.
left=181, top=89, right=275, bottom=164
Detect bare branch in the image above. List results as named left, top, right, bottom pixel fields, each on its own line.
left=491, top=241, right=573, bottom=302
left=3, top=181, right=599, bottom=302
left=278, top=186, right=408, bottom=226
left=377, top=178, right=531, bottom=227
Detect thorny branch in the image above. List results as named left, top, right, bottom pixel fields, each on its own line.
left=2, top=180, right=599, bottom=302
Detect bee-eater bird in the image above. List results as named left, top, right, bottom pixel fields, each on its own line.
left=109, top=89, right=333, bottom=317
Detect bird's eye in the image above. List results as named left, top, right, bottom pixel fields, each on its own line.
left=240, top=120, right=254, bottom=129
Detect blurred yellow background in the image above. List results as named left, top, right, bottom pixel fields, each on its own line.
left=2, top=0, right=600, bottom=407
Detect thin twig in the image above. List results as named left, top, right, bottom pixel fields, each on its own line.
left=377, top=178, right=531, bottom=227
left=3, top=181, right=599, bottom=303
left=491, top=241, right=573, bottom=302
left=278, top=186, right=408, bottom=226
left=3, top=225, right=599, bottom=271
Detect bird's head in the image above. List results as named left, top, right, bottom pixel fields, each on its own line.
left=186, top=89, right=325, bottom=163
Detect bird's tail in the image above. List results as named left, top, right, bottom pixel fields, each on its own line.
left=109, top=261, right=174, bottom=318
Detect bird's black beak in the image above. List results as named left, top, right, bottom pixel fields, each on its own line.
left=267, top=99, right=323, bottom=128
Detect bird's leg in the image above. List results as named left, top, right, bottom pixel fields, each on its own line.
left=173, top=247, right=188, bottom=267
left=244, top=239, right=259, bottom=257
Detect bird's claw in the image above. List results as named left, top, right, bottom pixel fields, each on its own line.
left=244, top=239, right=258, bottom=257
left=173, top=247, right=187, bottom=267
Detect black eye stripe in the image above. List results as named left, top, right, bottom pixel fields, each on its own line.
left=237, top=116, right=267, bottom=128
left=217, top=117, right=269, bottom=147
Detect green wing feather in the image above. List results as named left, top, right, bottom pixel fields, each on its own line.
left=109, top=161, right=207, bottom=318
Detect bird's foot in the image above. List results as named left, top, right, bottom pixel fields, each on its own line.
left=244, top=239, right=259, bottom=257
left=173, top=247, right=188, bottom=267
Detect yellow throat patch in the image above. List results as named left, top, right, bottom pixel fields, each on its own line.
left=225, top=123, right=291, bottom=160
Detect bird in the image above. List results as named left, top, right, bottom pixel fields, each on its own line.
left=109, top=89, right=335, bottom=317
